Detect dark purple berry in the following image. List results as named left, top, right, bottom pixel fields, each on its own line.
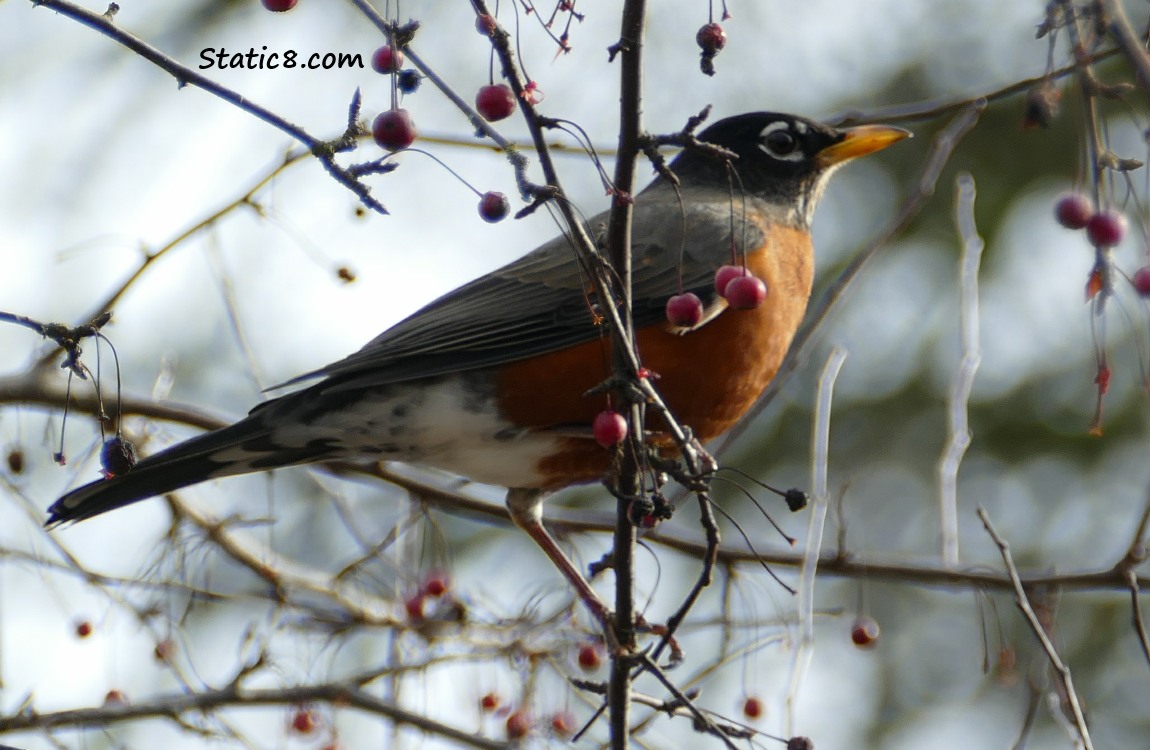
left=665, top=293, right=703, bottom=326
left=1086, top=209, right=1128, bottom=247
left=478, top=191, right=510, bottom=223
left=724, top=275, right=767, bottom=310
left=696, top=22, right=727, bottom=54
left=1133, top=266, right=1150, bottom=296
left=1055, top=193, right=1093, bottom=229
left=476, top=84, right=517, bottom=122
left=714, top=264, right=749, bottom=296
left=372, top=109, right=416, bottom=151
left=100, top=436, right=137, bottom=478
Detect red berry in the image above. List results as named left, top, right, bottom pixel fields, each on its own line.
left=478, top=191, right=510, bottom=223
left=290, top=706, right=318, bottom=734
left=75, top=620, right=93, bottom=638
left=1055, top=192, right=1093, bottom=229
left=372, top=108, right=417, bottom=151
left=506, top=710, right=532, bottom=740
left=475, top=13, right=498, bottom=36
left=261, top=0, right=297, bottom=11
left=1133, top=266, right=1150, bottom=296
left=404, top=594, right=425, bottom=621
left=742, top=696, right=763, bottom=720
left=154, top=639, right=175, bottom=662
left=592, top=410, right=628, bottom=448
left=421, top=573, right=449, bottom=597
left=371, top=45, right=404, bottom=74
left=724, top=275, right=768, bottom=309
left=696, top=22, right=727, bottom=54
left=850, top=615, right=880, bottom=648
left=1086, top=209, right=1128, bottom=247
left=480, top=692, right=501, bottom=712
left=714, top=264, right=749, bottom=295
left=550, top=711, right=575, bottom=737
left=665, top=292, right=703, bottom=327
left=576, top=644, right=601, bottom=672
left=476, top=84, right=517, bottom=122
left=103, top=689, right=128, bottom=706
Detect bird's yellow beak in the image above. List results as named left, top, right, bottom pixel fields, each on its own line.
left=817, top=124, right=911, bottom=167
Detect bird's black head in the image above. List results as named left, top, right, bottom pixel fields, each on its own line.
left=667, top=112, right=909, bottom=225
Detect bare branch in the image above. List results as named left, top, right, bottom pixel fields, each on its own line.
left=30, top=0, right=385, bottom=212
left=977, top=507, right=1094, bottom=750
left=1102, top=0, right=1150, bottom=96
left=0, top=682, right=504, bottom=750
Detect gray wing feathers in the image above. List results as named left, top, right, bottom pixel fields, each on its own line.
left=281, top=188, right=764, bottom=392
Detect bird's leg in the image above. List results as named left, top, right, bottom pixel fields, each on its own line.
left=506, top=488, right=616, bottom=637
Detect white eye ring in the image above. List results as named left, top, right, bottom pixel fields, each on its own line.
left=758, top=121, right=804, bottom=162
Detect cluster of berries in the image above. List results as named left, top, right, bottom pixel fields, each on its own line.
left=369, top=23, right=516, bottom=223
left=665, top=264, right=768, bottom=328
left=1055, top=193, right=1149, bottom=294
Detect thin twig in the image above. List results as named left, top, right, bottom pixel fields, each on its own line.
left=0, top=310, right=111, bottom=379
left=633, top=651, right=741, bottom=749
left=29, top=150, right=311, bottom=376
left=605, top=4, right=648, bottom=747
left=653, top=489, right=721, bottom=661
left=30, top=0, right=384, bottom=212
left=977, top=507, right=1094, bottom=750
left=1102, top=0, right=1150, bottom=96
left=1114, top=491, right=1150, bottom=672
left=344, top=0, right=538, bottom=201
left=825, top=46, right=1121, bottom=126
left=0, top=681, right=503, bottom=749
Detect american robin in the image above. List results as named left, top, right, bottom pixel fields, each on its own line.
left=47, top=112, right=908, bottom=624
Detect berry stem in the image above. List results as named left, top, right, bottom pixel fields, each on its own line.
left=391, top=149, right=485, bottom=197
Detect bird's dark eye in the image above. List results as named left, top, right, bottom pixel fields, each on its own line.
left=763, top=128, right=798, bottom=156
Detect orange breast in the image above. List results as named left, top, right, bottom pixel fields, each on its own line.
left=494, top=224, right=815, bottom=489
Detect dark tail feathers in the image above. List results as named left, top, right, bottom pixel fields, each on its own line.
left=47, top=416, right=282, bottom=526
